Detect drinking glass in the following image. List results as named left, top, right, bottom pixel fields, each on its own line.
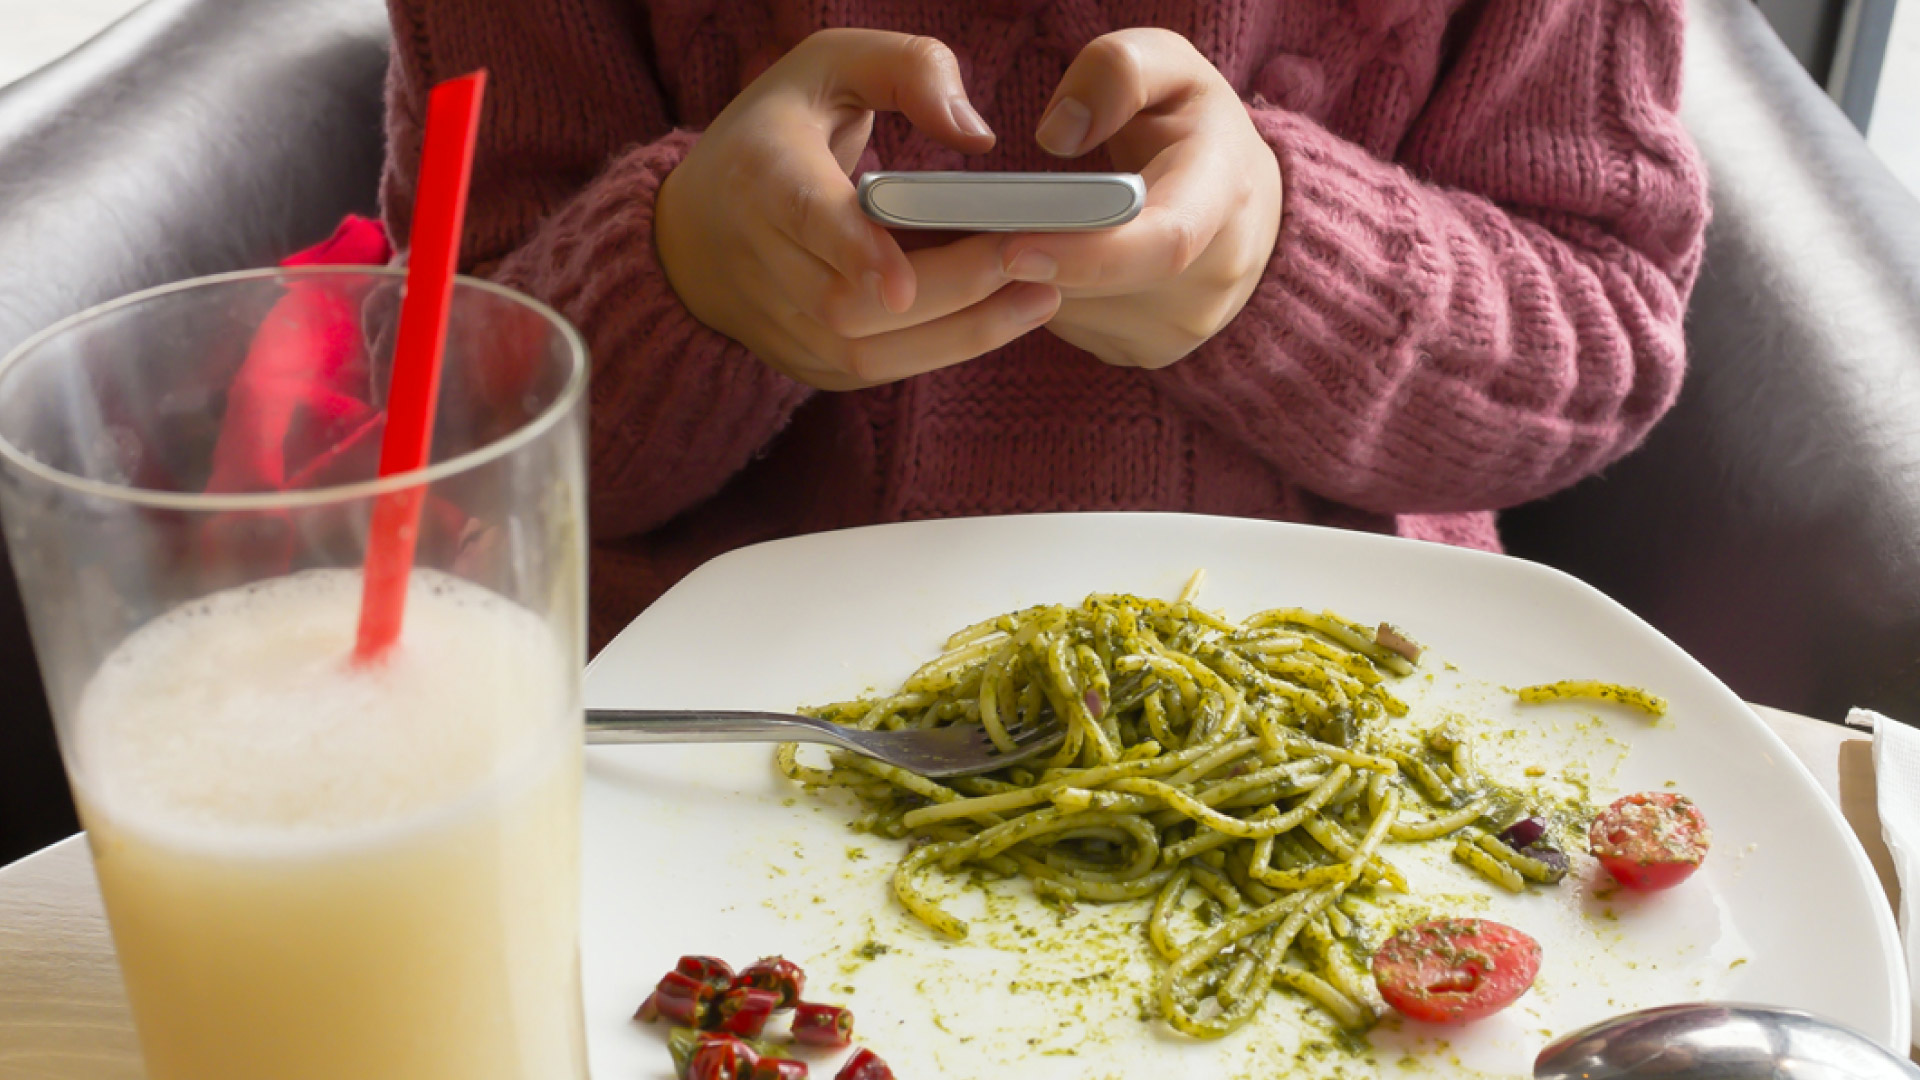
left=0, top=267, right=589, bottom=1080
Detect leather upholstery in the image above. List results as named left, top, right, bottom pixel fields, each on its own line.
left=2, top=0, right=1919, bottom=863
left=1503, top=0, right=1920, bottom=726
left=0, top=0, right=390, bottom=862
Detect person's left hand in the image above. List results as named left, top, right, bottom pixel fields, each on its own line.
left=1001, top=29, right=1283, bottom=370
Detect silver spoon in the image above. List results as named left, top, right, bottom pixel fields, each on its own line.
left=1535, top=1003, right=1919, bottom=1080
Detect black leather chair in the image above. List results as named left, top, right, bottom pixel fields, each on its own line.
left=1, top=0, right=1917, bottom=865
left=1501, top=0, right=1920, bottom=726
left=0, top=0, right=390, bottom=862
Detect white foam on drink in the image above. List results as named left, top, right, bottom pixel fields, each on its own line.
left=73, top=569, right=574, bottom=854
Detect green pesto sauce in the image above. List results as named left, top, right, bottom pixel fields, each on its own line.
left=775, top=642, right=1632, bottom=1079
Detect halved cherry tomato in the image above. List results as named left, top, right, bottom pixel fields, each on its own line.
left=1371, top=918, right=1541, bottom=1024
left=1589, top=792, right=1710, bottom=891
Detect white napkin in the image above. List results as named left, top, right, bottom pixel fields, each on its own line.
left=1860, top=707, right=1920, bottom=1036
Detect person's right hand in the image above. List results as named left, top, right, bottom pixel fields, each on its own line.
left=656, top=30, right=1061, bottom=391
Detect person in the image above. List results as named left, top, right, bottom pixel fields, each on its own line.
left=381, top=0, right=1708, bottom=649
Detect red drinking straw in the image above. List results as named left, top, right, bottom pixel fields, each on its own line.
left=353, top=70, right=487, bottom=664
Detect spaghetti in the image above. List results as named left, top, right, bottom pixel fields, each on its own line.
left=781, top=575, right=1564, bottom=1038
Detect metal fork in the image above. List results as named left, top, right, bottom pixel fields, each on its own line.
left=584, top=709, right=1067, bottom=778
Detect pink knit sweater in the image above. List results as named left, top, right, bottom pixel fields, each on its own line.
left=382, top=0, right=1708, bottom=649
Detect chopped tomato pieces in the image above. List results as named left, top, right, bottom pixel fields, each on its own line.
left=687, top=1033, right=758, bottom=1080
left=834, top=1048, right=893, bottom=1080
left=791, top=1002, right=854, bottom=1048
left=736, top=956, right=806, bottom=1010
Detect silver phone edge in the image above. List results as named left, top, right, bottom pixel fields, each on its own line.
left=856, top=172, right=1144, bottom=232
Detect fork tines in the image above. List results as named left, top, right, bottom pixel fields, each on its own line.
left=978, top=720, right=1059, bottom=755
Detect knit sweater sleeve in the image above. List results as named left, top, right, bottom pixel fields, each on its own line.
left=1155, top=0, right=1707, bottom=514
left=381, top=0, right=813, bottom=540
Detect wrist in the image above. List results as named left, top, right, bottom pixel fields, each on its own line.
left=1254, top=140, right=1284, bottom=270
left=653, top=163, right=705, bottom=320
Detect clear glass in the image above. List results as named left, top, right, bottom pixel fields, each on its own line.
left=0, top=268, right=589, bottom=1080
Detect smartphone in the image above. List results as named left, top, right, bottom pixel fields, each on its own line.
left=857, top=171, right=1145, bottom=231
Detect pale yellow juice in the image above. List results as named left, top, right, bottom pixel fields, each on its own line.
left=70, top=569, right=585, bottom=1080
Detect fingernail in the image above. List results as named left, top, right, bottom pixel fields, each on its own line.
left=1004, top=249, right=1057, bottom=283
left=949, top=97, right=992, bottom=139
left=1013, top=285, right=1058, bottom=322
left=863, top=270, right=887, bottom=301
left=1036, top=98, right=1091, bottom=157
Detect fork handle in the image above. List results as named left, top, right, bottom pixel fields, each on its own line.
left=584, top=708, right=845, bottom=747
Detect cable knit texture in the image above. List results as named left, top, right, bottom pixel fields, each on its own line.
left=382, top=0, right=1708, bottom=649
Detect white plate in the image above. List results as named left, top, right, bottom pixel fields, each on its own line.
left=581, top=513, right=1907, bottom=1078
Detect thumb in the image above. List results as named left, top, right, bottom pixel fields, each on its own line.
left=1035, top=29, right=1209, bottom=158
left=798, top=29, right=995, bottom=153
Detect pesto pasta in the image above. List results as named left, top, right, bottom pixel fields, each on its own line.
left=1515, top=679, right=1669, bottom=717
left=781, top=574, right=1566, bottom=1039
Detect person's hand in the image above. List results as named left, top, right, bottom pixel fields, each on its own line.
left=656, top=30, right=1061, bottom=391
left=999, top=29, right=1282, bottom=370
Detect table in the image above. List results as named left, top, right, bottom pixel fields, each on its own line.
left=0, top=706, right=1896, bottom=1078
